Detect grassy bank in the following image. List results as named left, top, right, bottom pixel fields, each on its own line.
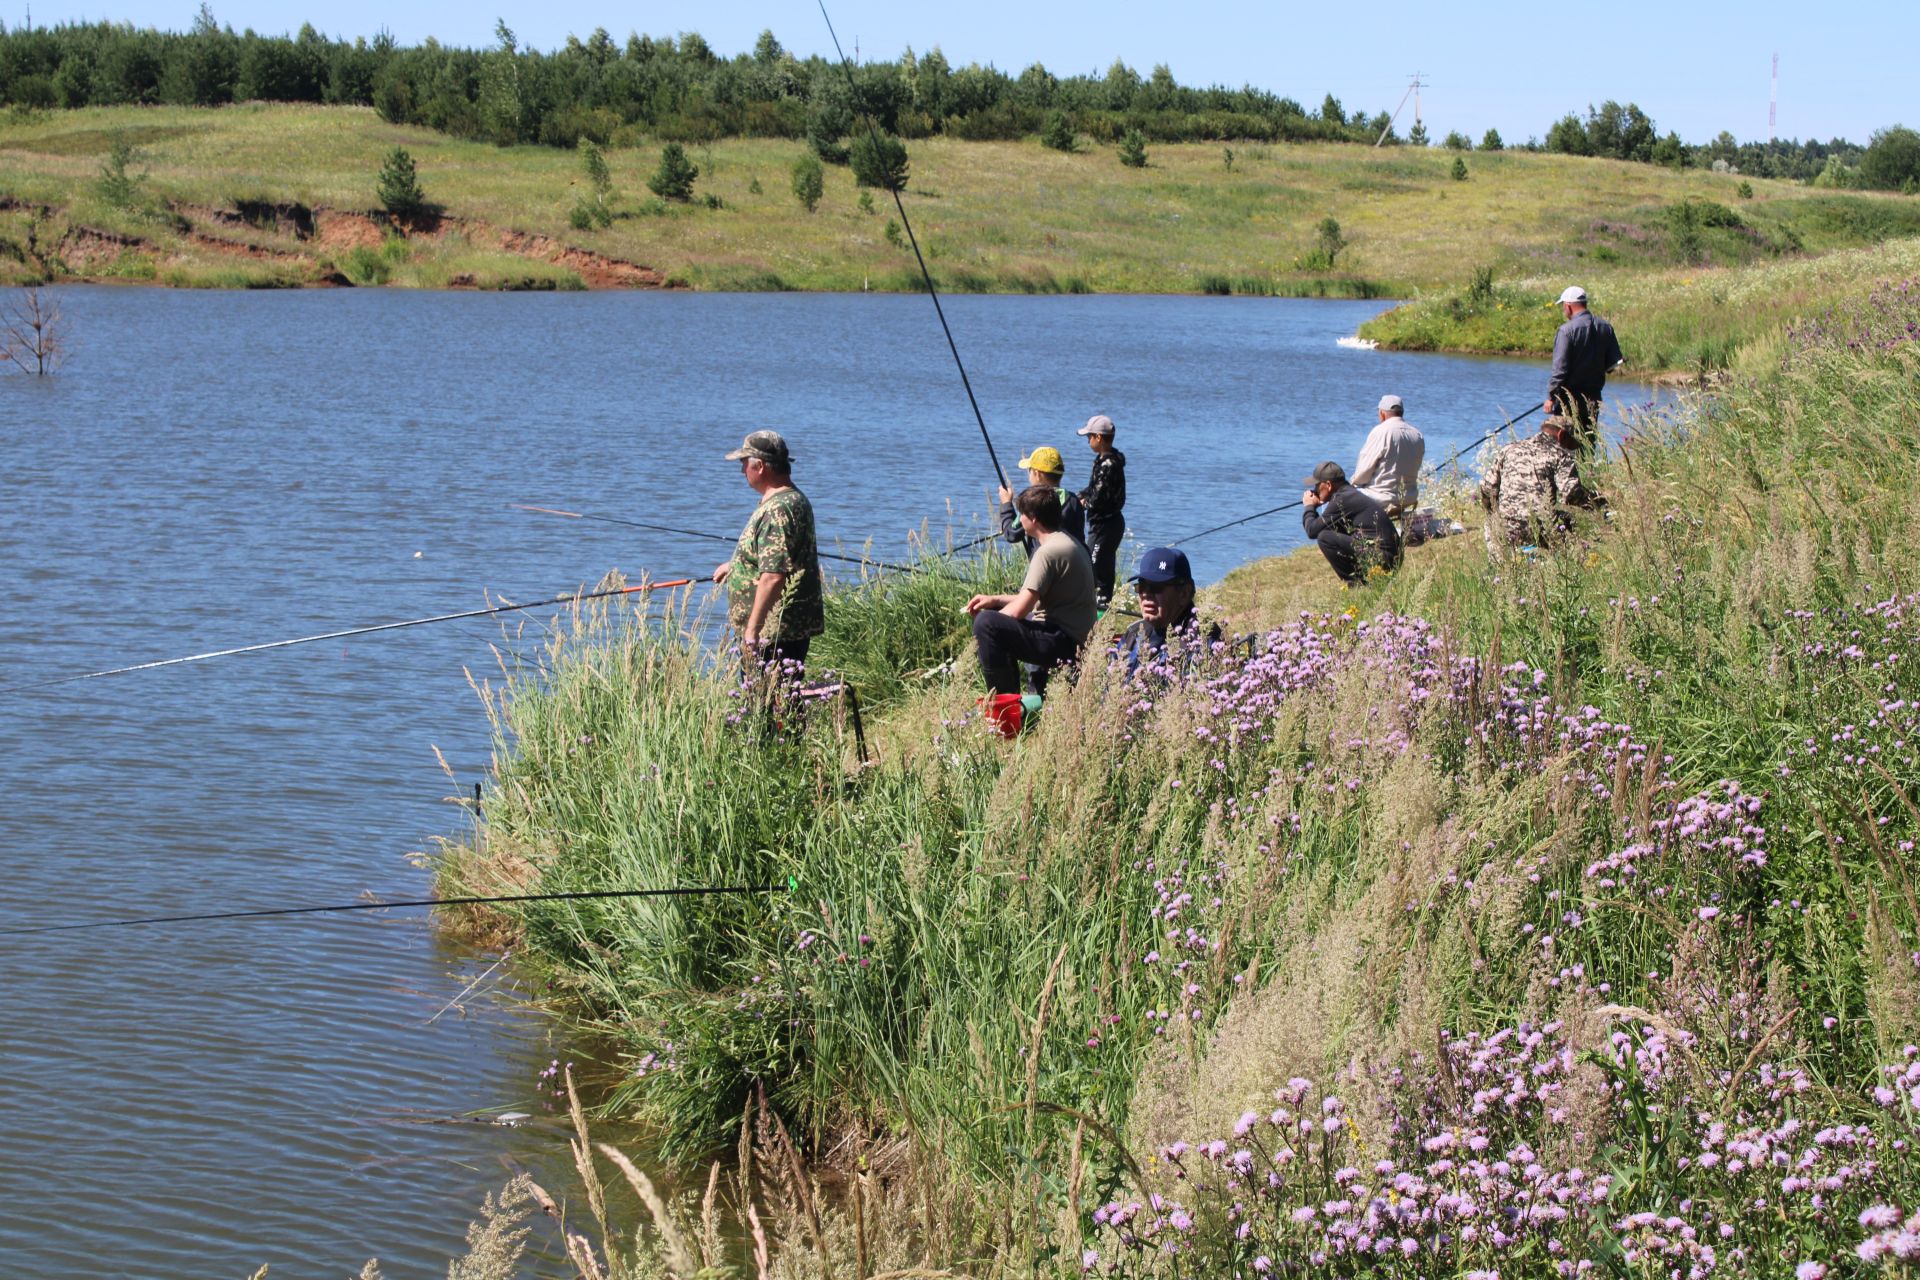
left=4, top=102, right=1919, bottom=308
left=430, top=268, right=1920, bottom=1275
left=1359, top=226, right=1920, bottom=376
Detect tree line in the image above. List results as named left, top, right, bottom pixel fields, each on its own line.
left=1539, top=100, right=1918, bottom=192
left=0, top=9, right=1398, bottom=150
left=3, top=10, right=1913, bottom=191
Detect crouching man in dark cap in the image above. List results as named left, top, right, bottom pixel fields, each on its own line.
left=1302, top=461, right=1402, bottom=587
left=1114, top=546, right=1221, bottom=677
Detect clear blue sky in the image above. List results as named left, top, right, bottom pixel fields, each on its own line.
left=22, top=0, right=1917, bottom=144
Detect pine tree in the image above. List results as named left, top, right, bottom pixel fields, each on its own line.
left=376, top=146, right=426, bottom=220
left=647, top=143, right=699, bottom=201
left=1118, top=129, right=1148, bottom=168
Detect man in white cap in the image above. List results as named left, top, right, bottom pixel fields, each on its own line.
left=1350, top=394, right=1425, bottom=514
left=1544, top=286, right=1623, bottom=446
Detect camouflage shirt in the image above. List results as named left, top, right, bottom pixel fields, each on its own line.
left=728, top=486, right=824, bottom=640
left=1481, top=434, right=1595, bottom=543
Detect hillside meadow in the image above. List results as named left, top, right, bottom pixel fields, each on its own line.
left=408, top=242, right=1920, bottom=1277
left=3, top=103, right=1918, bottom=337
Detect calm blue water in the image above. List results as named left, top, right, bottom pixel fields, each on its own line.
left=0, top=288, right=1666, bottom=1277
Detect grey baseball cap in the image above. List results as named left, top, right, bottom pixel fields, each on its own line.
left=1305, top=461, right=1347, bottom=485
left=1377, top=394, right=1403, bottom=413
left=1077, top=414, right=1116, bottom=437
left=1558, top=285, right=1588, bottom=304
left=725, top=430, right=791, bottom=467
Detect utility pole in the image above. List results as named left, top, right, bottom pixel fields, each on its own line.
left=1769, top=53, right=1778, bottom=141
left=1374, top=72, right=1427, bottom=146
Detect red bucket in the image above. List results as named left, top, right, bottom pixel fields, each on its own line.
left=981, top=694, right=1026, bottom=739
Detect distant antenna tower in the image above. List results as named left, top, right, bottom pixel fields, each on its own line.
left=1769, top=53, right=1778, bottom=140
left=1374, top=72, right=1427, bottom=146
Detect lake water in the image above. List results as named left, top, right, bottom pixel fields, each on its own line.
left=0, top=288, right=1667, bottom=1277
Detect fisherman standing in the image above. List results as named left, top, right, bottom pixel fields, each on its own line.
left=1544, top=285, right=1624, bottom=446
left=1301, top=461, right=1401, bottom=587
left=1076, top=415, right=1128, bottom=606
left=1350, top=394, right=1425, bottom=514
left=1480, top=415, right=1602, bottom=551
left=968, top=486, right=1098, bottom=695
left=1113, top=546, right=1221, bottom=676
left=998, top=445, right=1086, bottom=558
left=712, top=430, right=824, bottom=670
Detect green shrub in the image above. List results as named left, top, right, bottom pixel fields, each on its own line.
left=340, top=243, right=390, bottom=285
left=96, top=132, right=145, bottom=209
left=1294, top=215, right=1347, bottom=270
left=790, top=154, right=824, bottom=212
left=883, top=218, right=903, bottom=248
left=1738, top=179, right=1754, bottom=199
left=375, top=146, right=426, bottom=220
left=856, top=190, right=875, bottom=215
left=1481, top=127, right=1504, bottom=151
left=1117, top=128, right=1147, bottom=168
left=1451, top=154, right=1469, bottom=181
left=1861, top=125, right=1920, bottom=192
left=1040, top=110, right=1075, bottom=153
left=1443, top=130, right=1471, bottom=150
left=646, top=142, right=699, bottom=201
left=848, top=132, right=909, bottom=191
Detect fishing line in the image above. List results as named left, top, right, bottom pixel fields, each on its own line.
left=0, top=883, right=789, bottom=937
left=512, top=504, right=985, bottom=585
left=0, top=578, right=698, bottom=697
left=1172, top=404, right=1544, bottom=546
left=814, top=0, right=1009, bottom=491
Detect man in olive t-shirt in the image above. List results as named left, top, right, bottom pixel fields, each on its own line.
left=965, top=485, right=1097, bottom=695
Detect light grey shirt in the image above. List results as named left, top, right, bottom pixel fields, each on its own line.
left=1352, top=417, right=1426, bottom=508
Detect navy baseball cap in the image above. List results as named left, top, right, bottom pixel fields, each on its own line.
left=1131, top=546, right=1193, bottom=585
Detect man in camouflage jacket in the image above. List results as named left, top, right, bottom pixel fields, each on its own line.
left=1479, top=416, right=1603, bottom=552
left=714, top=430, right=824, bottom=668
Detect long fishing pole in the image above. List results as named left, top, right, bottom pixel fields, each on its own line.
left=512, top=504, right=983, bottom=583
left=815, top=0, right=1009, bottom=492
left=1172, top=404, right=1544, bottom=546
left=0, top=883, right=787, bottom=936
left=0, top=578, right=697, bottom=697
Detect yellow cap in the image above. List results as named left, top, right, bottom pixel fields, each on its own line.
left=1017, top=445, right=1065, bottom=475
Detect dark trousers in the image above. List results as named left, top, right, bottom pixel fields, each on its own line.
left=1085, top=512, right=1125, bottom=605
left=743, top=635, right=811, bottom=679
left=972, top=611, right=1081, bottom=696
left=1550, top=391, right=1602, bottom=448
left=1316, top=532, right=1400, bottom=585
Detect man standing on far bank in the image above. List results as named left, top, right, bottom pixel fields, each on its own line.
left=1544, top=285, right=1623, bottom=447
left=713, top=430, right=824, bottom=670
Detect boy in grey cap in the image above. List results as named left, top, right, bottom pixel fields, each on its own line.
left=1075, top=414, right=1127, bottom=606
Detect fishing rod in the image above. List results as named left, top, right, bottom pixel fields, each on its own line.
left=1172, top=404, right=1544, bottom=546
left=512, top=504, right=984, bottom=584
left=0, top=883, right=789, bottom=937
left=815, top=0, right=1009, bottom=492
left=0, top=578, right=698, bottom=697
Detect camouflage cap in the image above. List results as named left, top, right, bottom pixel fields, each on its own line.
left=726, top=430, right=792, bottom=468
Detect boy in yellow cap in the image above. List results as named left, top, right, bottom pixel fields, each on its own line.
left=997, top=445, right=1086, bottom=560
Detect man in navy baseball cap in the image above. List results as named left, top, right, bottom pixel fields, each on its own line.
left=1114, top=546, right=1219, bottom=676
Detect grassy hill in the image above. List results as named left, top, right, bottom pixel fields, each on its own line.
left=4, top=103, right=1918, bottom=319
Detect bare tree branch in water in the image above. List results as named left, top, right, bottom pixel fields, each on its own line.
left=2, top=287, right=64, bottom=376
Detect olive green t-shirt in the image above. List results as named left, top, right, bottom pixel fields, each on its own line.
left=727, top=486, right=825, bottom=641
left=1022, top=531, right=1098, bottom=642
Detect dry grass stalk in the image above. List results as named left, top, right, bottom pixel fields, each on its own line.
left=1024, top=942, right=1069, bottom=1152
left=519, top=1173, right=607, bottom=1280
left=595, top=1142, right=698, bottom=1278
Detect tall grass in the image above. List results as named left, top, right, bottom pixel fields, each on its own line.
left=435, top=280, right=1920, bottom=1273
